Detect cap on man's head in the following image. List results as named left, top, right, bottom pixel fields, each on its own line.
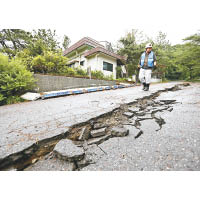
left=145, top=43, right=153, bottom=49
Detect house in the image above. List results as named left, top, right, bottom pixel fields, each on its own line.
left=63, top=37, right=126, bottom=79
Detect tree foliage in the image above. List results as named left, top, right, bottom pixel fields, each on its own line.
left=62, top=35, right=71, bottom=50
left=117, top=29, right=145, bottom=78
left=29, top=29, right=60, bottom=55
left=31, top=51, right=69, bottom=74
left=0, top=29, right=70, bottom=57
left=0, top=29, right=32, bottom=57
left=0, top=53, right=35, bottom=105
left=165, top=32, right=200, bottom=80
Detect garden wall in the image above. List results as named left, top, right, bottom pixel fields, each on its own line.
left=33, top=74, right=116, bottom=92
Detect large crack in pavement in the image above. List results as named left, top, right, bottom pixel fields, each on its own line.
left=0, top=83, right=190, bottom=171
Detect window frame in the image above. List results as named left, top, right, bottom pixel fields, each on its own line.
left=80, top=60, right=85, bottom=66
left=103, top=61, right=113, bottom=72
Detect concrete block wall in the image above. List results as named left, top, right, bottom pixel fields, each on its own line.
left=33, top=74, right=116, bottom=92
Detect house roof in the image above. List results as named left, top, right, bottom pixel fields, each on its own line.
left=63, top=37, right=126, bottom=63
left=84, top=47, right=126, bottom=62
left=63, top=37, right=104, bottom=56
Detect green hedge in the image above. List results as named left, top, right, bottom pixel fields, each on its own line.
left=31, top=51, right=69, bottom=73
left=91, top=70, right=104, bottom=79
left=0, top=53, right=35, bottom=105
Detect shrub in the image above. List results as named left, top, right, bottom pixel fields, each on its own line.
left=0, top=93, right=5, bottom=102
left=116, top=66, right=122, bottom=79
left=105, top=75, right=114, bottom=81
left=16, top=49, right=33, bottom=71
left=32, top=55, right=47, bottom=73
left=66, top=67, right=76, bottom=76
left=30, top=51, right=68, bottom=74
left=116, top=78, right=128, bottom=82
left=61, top=66, right=77, bottom=76
left=91, top=70, right=104, bottom=79
left=75, top=67, right=87, bottom=76
left=0, top=53, right=35, bottom=105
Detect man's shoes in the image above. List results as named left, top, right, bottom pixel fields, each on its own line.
left=144, top=84, right=150, bottom=91
left=142, top=83, right=146, bottom=90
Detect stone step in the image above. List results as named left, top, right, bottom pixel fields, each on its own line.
left=93, top=123, right=106, bottom=130
left=91, top=127, right=106, bottom=138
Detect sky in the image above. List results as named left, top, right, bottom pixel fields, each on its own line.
left=1, top=0, right=199, bottom=47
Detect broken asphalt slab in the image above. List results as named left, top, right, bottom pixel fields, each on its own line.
left=53, top=139, right=85, bottom=162
left=0, top=82, right=187, bottom=170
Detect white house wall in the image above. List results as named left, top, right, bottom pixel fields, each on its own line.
left=87, top=55, right=98, bottom=70
left=67, top=50, right=117, bottom=79
left=98, top=54, right=117, bottom=79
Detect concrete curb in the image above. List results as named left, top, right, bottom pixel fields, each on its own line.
left=41, top=84, right=135, bottom=100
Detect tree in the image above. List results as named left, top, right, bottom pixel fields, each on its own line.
left=117, top=29, right=146, bottom=79
left=180, top=32, right=200, bottom=80
left=184, top=32, right=200, bottom=45
left=164, top=44, right=184, bottom=80
left=62, top=35, right=71, bottom=50
left=0, top=29, right=32, bottom=57
left=154, top=31, right=170, bottom=48
left=28, top=29, right=60, bottom=56
left=152, top=31, right=172, bottom=80
left=165, top=32, right=200, bottom=81
left=14, top=29, right=71, bottom=73
left=0, top=29, right=71, bottom=58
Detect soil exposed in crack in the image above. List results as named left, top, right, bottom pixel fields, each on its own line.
left=0, top=83, right=189, bottom=171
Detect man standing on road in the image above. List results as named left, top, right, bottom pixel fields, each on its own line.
left=138, top=43, right=157, bottom=91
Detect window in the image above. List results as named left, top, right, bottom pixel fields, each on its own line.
left=68, top=63, right=74, bottom=68
left=103, top=61, right=113, bottom=72
left=80, top=61, right=85, bottom=66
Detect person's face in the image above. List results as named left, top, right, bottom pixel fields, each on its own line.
left=146, top=47, right=152, bottom=53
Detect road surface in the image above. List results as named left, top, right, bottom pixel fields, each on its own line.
left=0, top=82, right=199, bottom=171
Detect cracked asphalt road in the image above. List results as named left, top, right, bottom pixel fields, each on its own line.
left=1, top=82, right=200, bottom=171
left=0, top=82, right=180, bottom=163
left=81, top=83, right=200, bottom=171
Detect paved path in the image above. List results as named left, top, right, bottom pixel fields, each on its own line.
left=1, top=81, right=198, bottom=170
